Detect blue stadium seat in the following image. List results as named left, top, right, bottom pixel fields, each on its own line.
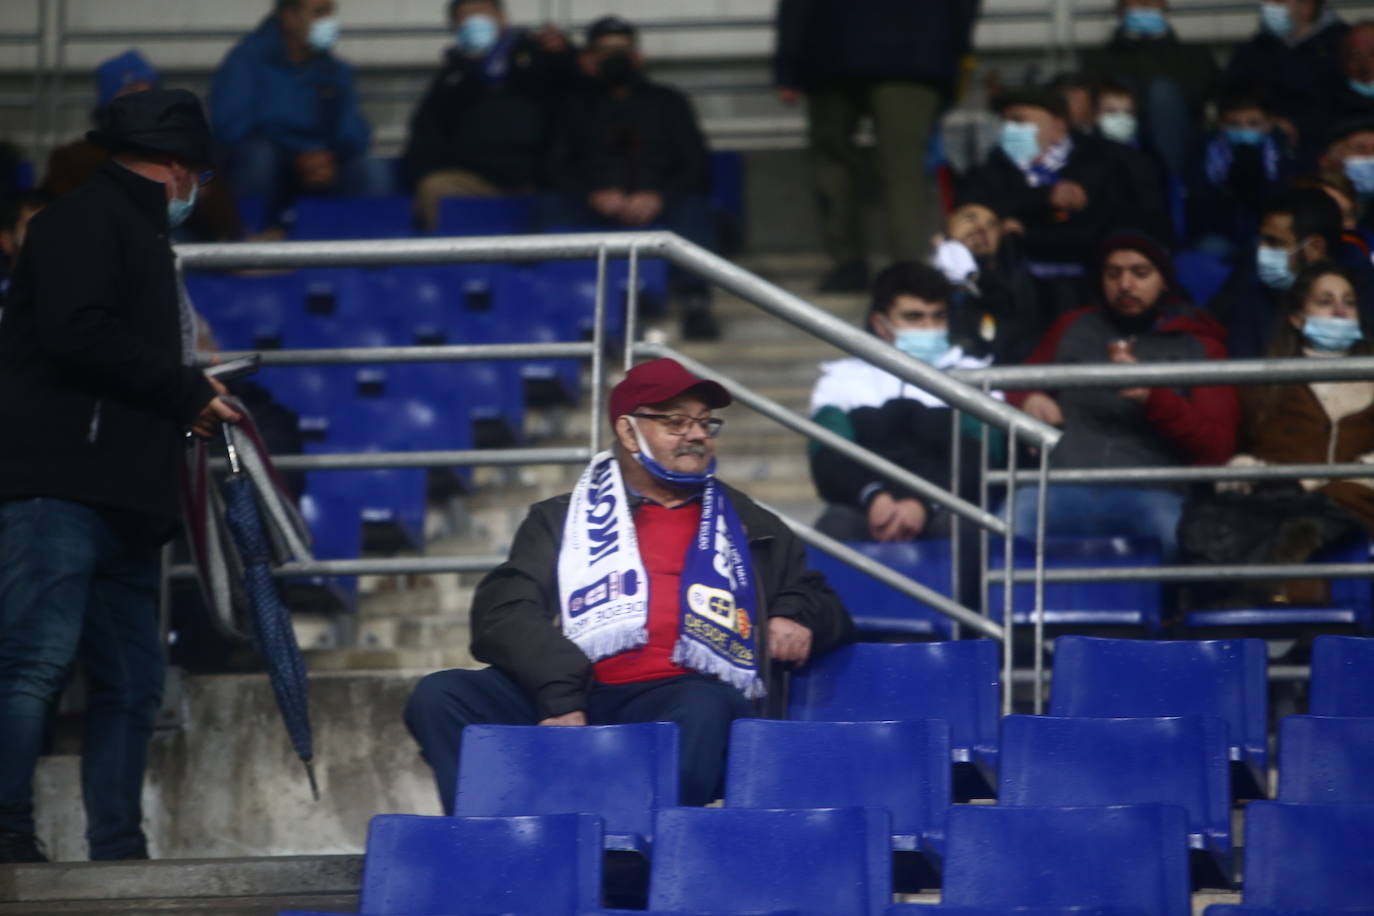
left=1277, top=715, right=1374, bottom=804
left=1203, top=907, right=1374, bottom=916
left=1047, top=636, right=1268, bottom=798
left=1174, top=250, right=1230, bottom=307
left=1310, top=634, right=1374, bottom=716
left=188, top=272, right=296, bottom=351
left=803, top=541, right=955, bottom=639
left=455, top=723, right=679, bottom=853
left=290, top=196, right=415, bottom=241
left=1240, top=802, right=1374, bottom=909
left=788, top=641, right=1001, bottom=799
left=724, top=718, right=950, bottom=866
left=301, top=466, right=427, bottom=554
left=433, top=195, right=535, bottom=236
left=356, top=812, right=603, bottom=916
left=987, top=537, right=1164, bottom=633
left=939, top=805, right=1191, bottom=916
left=998, top=715, right=1233, bottom=887
left=890, top=908, right=1148, bottom=916
left=637, top=806, right=892, bottom=916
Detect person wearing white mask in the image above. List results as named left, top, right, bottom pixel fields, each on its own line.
left=1333, top=22, right=1374, bottom=120
left=403, top=0, right=576, bottom=231
left=211, top=0, right=390, bottom=232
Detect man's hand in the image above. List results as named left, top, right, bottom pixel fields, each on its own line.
left=538, top=711, right=587, bottom=726
left=589, top=188, right=627, bottom=219
left=1021, top=391, right=1064, bottom=427
left=768, top=616, right=813, bottom=667
left=295, top=149, right=338, bottom=189
left=1049, top=180, right=1089, bottom=212
left=620, top=191, right=663, bottom=226
left=776, top=86, right=802, bottom=105
left=190, top=376, right=242, bottom=439
left=1109, top=346, right=1151, bottom=402
left=866, top=492, right=928, bottom=542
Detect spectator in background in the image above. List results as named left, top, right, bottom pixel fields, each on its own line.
left=933, top=198, right=1049, bottom=366
left=1228, top=0, right=1348, bottom=167
left=1319, top=116, right=1374, bottom=219
left=1010, top=231, right=1238, bottom=561
left=1293, top=168, right=1370, bottom=254
left=774, top=0, right=979, bottom=292
left=1047, top=72, right=1098, bottom=136
left=1334, top=21, right=1374, bottom=119
left=402, top=0, right=576, bottom=231
left=1188, top=83, right=1295, bottom=256
left=540, top=16, right=719, bottom=340
left=1080, top=0, right=1220, bottom=179
left=211, top=0, right=390, bottom=231
left=0, top=190, right=52, bottom=303
left=810, top=262, right=998, bottom=552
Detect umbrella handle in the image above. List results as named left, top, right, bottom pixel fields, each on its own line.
left=304, top=758, right=320, bottom=802
left=222, top=422, right=242, bottom=475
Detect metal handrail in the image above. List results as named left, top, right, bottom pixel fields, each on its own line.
left=953, top=356, right=1374, bottom=389
left=991, top=462, right=1374, bottom=484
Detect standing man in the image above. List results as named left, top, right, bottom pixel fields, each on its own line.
left=774, top=0, right=980, bottom=292
left=0, top=89, right=240, bottom=863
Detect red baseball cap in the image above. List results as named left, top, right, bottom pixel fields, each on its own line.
left=608, top=358, right=731, bottom=427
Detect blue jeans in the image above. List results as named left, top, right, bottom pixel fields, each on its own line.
left=1008, top=484, right=1186, bottom=561
left=0, top=498, right=164, bottom=859
left=227, top=137, right=394, bottom=228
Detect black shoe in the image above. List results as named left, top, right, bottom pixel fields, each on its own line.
left=0, top=831, right=48, bottom=864
left=681, top=304, right=721, bottom=341
left=818, top=259, right=869, bottom=293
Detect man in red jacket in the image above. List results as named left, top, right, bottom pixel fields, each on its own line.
left=1008, top=230, right=1239, bottom=560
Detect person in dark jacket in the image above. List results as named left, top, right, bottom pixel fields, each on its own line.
left=773, top=0, right=979, bottom=292
left=0, top=89, right=240, bottom=864
left=210, top=0, right=390, bottom=230
left=539, top=16, right=720, bottom=340
left=1227, top=0, right=1348, bottom=168
left=402, top=0, right=577, bottom=230
left=405, top=358, right=853, bottom=812
left=1008, top=231, right=1239, bottom=560
left=1331, top=21, right=1374, bottom=120
left=0, top=189, right=52, bottom=306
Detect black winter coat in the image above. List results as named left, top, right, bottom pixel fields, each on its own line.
left=773, top=0, right=979, bottom=93
left=0, top=162, right=214, bottom=524
left=470, top=483, right=854, bottom=719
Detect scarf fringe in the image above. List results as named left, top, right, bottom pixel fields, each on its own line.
left=673, top=638, right=765, bottom=700
left=578, top=626, right=649, bottom=664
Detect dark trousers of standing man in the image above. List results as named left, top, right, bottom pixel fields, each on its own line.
left=807, top=79, right=940, bottom=268
left=0, top=498, right=164, bottom=860
left=404, top=666, right=752, bottom=811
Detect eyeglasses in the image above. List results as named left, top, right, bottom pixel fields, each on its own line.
left=631, top=412, right=724, bottom=437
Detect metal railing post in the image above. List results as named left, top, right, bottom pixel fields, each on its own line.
left=624, top=242, right=641, bottom=373
left=589, top=245, right=608, bottom=455
left=1033, top=446, right=1050, bottom=714
left=1002, top=426, right=1018, bottom=716
left=949, top=407, right=962, bottom=640
left=980, top=384, right=992, bottom=617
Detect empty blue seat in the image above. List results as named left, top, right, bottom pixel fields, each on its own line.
left=788, top=640, right=1000, bottom=798
left=642, top=806, right=892, bottom=916
left=890, top=908, right=1148, bottom=916
left=987, top=537, right=1164, bottom=633
left=188, top=272, right=296, bottom=351
left=803, top=541, right=955, bottom=638
left=1174, top=250, right=1230, bottom=307
left=1240, top=802, right=1374, bottom=908
left=434, top=195, right=534, bottom=236
left=356, top=812, right=603, bottom=915
left=724, top=718, right=950, bottom=862
left=1310, top=634, right=1374, bottom=716
left=456, top=722, right=679, bottom=853
left=998, top=715, right=1233, bottom=887
left=940, top=805, right=1191, bottom=916
left=1278, top=715, right=1374, bottom=804
left=1048, top=636, right=1269, bottom=798
left=1204, top=907, right=1374, bottom=916
left=290, top=196, right=415, bottom=240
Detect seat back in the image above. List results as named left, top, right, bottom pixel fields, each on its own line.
left=455, top=722, right=679, bottom=841
left=1310, top=635, right=1374, bottom=716
left=1242, top=802, right=1374, bottom=907
left=724, top=718, right=951, bottom=845
left=648, top=806, right=892, bottom=916
left=291, top=196, right=414, bottom=240
left=941, top=804, right=1191, bottom=916
left=999, top=715, right=1230, bottom=848
left=1278, top=715, right=1374, bottom=803
left=788, top=641, right=1000, bottom=761
left=804, top=541, right=955, bottom=638
left=359, top=813, right=603, bottom=916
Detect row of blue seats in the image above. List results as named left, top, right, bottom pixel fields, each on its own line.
left=809, top=538, right=1374, bottom=638
left=279, top=801, right=1374, bottom=916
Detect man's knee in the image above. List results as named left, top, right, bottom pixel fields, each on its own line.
left=404, top=669, right=464, bottom=732
left=674, top=679, right=753, bottom=732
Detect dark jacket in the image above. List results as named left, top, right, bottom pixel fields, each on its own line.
left=1187, top=131, right=1295, bottom=251
left=1210, top=255, right=1374, bottom=360
left=773, top=0, right=979, bottom=94
left=1010, top=303, right=1239, bottom=471
left=1080, top=29, right=1220, bottom=121
left=401, top=31, right=577, bottom=190
left=951, top=235, right=1049, bottom=366
left=545, top=80, right=710, bottom=197
left=0, top=162, right=215, bottom=523
left=470, top=483, right=854, bottom=718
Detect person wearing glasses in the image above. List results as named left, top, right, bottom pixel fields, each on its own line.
left=405, top=358, right=853, bottom=811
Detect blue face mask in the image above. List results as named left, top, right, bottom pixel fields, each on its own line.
left=167, top=180, right=196, bottom=229
left=1256, top=244, right=1298, bottom=290
left=892, top=328, right=951, bottom=364
left=307, top=15, right=340, bottom=52
left=1260, top=2, right=1291, bottom=36
left=1344, top=156, right=1374, bottom=195
left=457, top=14, right=500, bottom=54
left=1303, top=315, right=1364, bottom=351
left=628, top=418, right=715, bottom=489
left=999, top=121, right=1040, bottom=167
left=1225, top=126, right=1265, bottom=146
left=1351, top=79, right=1374, bottom=98
left=1122, top=8, right=1169, bottom=37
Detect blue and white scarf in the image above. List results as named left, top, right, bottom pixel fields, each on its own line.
left=558, top=450, right=763, bottom=698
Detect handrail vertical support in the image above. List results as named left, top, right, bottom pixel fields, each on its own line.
left=979, top=383, right=992, bottom=618
left=949, top=407, right=962, bottom=640
left=589, top=245, right=608, bottom=455
left=624, top=242, right=640, bottom=373
left=1002, top=426, right=1018, bottom=716
left=1033, top=446, right=1050, bottom=714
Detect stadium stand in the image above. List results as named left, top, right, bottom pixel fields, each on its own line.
left=1276, top=715, right=1374, bottom=804
left=987, top=537, right=1164, bottom=633
left=1309, top=634, right=1374, bottom=716
left=1232, top=802, right=1374, bottom=909
left=803, top=541, right=956, bottom=638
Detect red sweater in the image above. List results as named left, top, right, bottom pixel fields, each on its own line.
left=593, top=501, right=699, bottom=685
